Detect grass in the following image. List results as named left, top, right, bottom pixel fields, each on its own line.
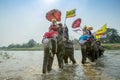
left=7, top=47, right=43, bottom=51
left=102, top=43, right=120, bottom=50
left=1, top=43, right=120, bottom=51
left=74, top=43, right=120, bottom=50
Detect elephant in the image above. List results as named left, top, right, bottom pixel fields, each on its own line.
left=80, top=39, right=100, bottom=64
left=42, top=24, right=78, bottom=73
left=63, top=40, right=76, bottom=64
left=42, top=26, right=65, bottom=74
left=96, top=40, right=105, bottom=57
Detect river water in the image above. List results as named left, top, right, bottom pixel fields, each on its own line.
left=0, top=50, right=120, bottom=80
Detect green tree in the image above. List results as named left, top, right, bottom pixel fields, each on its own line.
left=101, top=28, right=120, bottom=43
left=27, top=39, right=37, bottom=48
left=21, top=43, right=29, bottom=48
left=8, top=43, right=15, bottom=48
left=14, top=44, right=21, bottom=48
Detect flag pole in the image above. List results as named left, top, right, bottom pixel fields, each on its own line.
left=64, top=17, right=67, bottom=26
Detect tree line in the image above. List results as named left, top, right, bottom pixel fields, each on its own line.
left=0, top=28, right=120, bottom=50
left=0, top=39, right=40, bottom=50
left=100, top=28, right=120, bottom=43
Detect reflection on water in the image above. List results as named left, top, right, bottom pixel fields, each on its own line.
left=41, top=64, right=85, bottom=80
left=0, top=50, right=120, bottom=80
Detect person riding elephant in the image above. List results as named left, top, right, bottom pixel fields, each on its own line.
left=79, top=26, right=99, bottom=64
left=42, top=21, right=65, bottom=74
left=48, top=23, right=65, bottom=70
left=79, top=37, right=95, bottom=64
left=63, top=24, right=69, bottom=41
left=49, top=19, right=58, bottom=32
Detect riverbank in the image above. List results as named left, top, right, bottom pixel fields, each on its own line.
left=3, top=47, right=43, bottom=51
left=74, top=43, right=120, bottom=50
left=102, top=44, right=120, bottom=50
left=1, top=43, right=120, bottom=51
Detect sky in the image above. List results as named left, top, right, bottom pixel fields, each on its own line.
left=0, top=0, right=120, bottom=47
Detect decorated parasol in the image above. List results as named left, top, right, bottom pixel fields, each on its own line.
left=46, top=9, right=61, bottom=22
left=72, top=18, right=81, bottom=28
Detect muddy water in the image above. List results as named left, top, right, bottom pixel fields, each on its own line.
left=0, top=50, right=120, bottom=80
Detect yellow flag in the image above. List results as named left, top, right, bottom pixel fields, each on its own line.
left=95, top=24, right=107, bottom=39
left=66, top=9, right=76, bottom=18
left=95, top=35, right=100, bottom=39
left=102, top=24, right=107, bottom=32
left=95, top=34, right=107, bottom=39
left=96, top=24, right=107, bottom=35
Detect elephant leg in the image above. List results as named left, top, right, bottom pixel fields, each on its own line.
left=69, top=49, right=76, bottom=64
left=56, top=51, right=64, bottom=69
left=99, top=46, right=105, bottom=56
left=69, top=54, right=76, bottom=64
left=94, top=51, right=98, bottom=60
left=95, top=46, right=99, bottom=60
left=96, top=51, right=100, bottom=59
left=47, top=53, right=55, bottom=72
left=42, top=47, right=49, bottom=74
left=90, top=47, right=96, bottom=62
left=81, top=47, right=87, bottom=64
left=63, top=53, right=68, bottom=64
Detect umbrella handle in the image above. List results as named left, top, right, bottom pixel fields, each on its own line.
left=64, top=17, right=67, bottom=26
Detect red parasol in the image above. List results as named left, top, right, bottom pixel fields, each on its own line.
left=43, top=31, right=58, bottom=38
left=46, top=9, right=61, bottom=22
left=72, top=18, right=81, bottom=28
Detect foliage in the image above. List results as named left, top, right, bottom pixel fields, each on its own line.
left=100, top=28, right=120, bottom=43
left=1, top=39, right=38, bottom=50
left=102, top=44, right=120, bottom=50
left=27, top=39, right=37, bottom=48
